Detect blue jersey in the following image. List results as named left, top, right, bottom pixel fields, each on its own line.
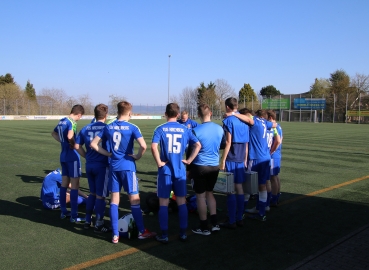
left=53, top=117, right=79, bottom=162
left=177, top=118, right=198, bottom=129
left=192, top=122, right=223, bottom=166
left=76, top=121, right=109, bottom=166
left=99, top=120, right=142, bottom=172
left=248, top=117, right=273, bottom=161
left=40, top=169, right=62, bottom=204
left=222, top=115, right=249, bottom=162
left=271, top=124, right=283, bottom=159
left=152, top=121, right=199, bottom=178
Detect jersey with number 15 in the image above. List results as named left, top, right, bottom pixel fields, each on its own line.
left=152, top=122, right=199, bottom=179
left=98, top=120, right=142, bottom=172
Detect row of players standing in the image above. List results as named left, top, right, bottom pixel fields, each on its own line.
left=51, top=98, right=282, bottom=244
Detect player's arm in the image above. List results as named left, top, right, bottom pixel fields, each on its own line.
left=244, top=142, right=248, bottom=168
left=90, top=135, right=111, bottom=157
left=151, top=142, right=166, bottom=167
left=67, top=129, right=75, bottom=148
left=226, top=112, right=254, bottom=126
left=220, top=131, right=232, bottom=171
left=51, top=131, right=60, bottom=142
left=182, top=141, right=201, bottom=164
left=74, top=143, right=86, bottom=158
left=270, top=129, right=281, bottom=155
left=130, top=137, right=147, bottom=160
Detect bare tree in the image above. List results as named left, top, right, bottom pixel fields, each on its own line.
left=179, top=86, right=197, bottom=113
left=108, top=94, right=127, bottom=115
left=77, top=93, right=94, bottom=115
left=214, top=79, right=236, bottom=111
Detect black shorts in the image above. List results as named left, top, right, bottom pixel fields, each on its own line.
left=190, top=164, right=220, bottom=194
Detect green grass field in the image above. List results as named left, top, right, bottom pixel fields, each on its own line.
left=0, top=120, right=368, bottom=270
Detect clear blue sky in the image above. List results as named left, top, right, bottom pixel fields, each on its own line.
left=2, top=0, right=368, bottom=106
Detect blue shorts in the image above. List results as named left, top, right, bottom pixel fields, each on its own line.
left=86, top=164, right=109, bottom=197
left=110, top=170, right=139, bottom=195
left=248, top=159, right=270, bottom=185
left=270, top=158, right=281, bottom=176
left=225, top=161, right=246, bottom=184
left=157, top=174, right=187, bottom=198
left=61, top=160, right=81, bottom=178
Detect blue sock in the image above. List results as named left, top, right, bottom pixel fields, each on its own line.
left=131, top=204, right=145, bottom=233
left=95, top=198, right=106, bottom=221
left=77, top=196, right=87, bottom=205
left=110, top=203, right=119, bottom=236
left=270, top=194, right=277, bottom=204
left=85, top=195, right=96, bottom=223
left=159, top=206, right=169, bottom=235
left=70, top=189, right=78, bottom=219
left=60, top=187, right=67, bottom=214
left=236, top=194, right=245, bottom=221
left=227, top=194, right=236, bottom=224
left=178, top=204, right=188, bottom=235
left=267, top=192, right=272, bottom=207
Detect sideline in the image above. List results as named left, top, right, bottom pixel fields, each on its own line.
left=64, top=175, right=369, bottom=270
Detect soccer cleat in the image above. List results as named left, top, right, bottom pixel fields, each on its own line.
left=94, top=224, right=111, bottom=233
left=192, top=228, right=211, bottom=236
left=248, top=214, right=266, bottom=221
left=70, top=216, right=85, bottom=223
left=179, top=234, right=187, bottom=242
left=219, top=222, right=236, bottom=229
left=211, top=225, right=220, bottom=232
left=83, top=222, right=91, bottom=230
left=138, top=229, right=157, bottom=239
left=236, top=220, right=244, bottom=227
left=245, top=207, right=259, bottom=214
left=112, top=235, right=119, bottom=244
left=60, top=211, right=71, bottom=219
left=155, top=234, right=169, bottom=244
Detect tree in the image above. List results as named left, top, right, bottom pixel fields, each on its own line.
left=349, top=73, right=369, bottom=109
left=108, top=94, right=127, bottom=115
left=77, top=93, right=94, bottom=115
left=25, top=80, right=36, bottom=100
left=260, top=85, right=282, bottom=97
left=196, top=82, right=217, bottom=108
left=0, top=83, right=24, bottom=114
left=238, top=83, right=258, bottom=106
left=214, top=79, right=236, bottom=111
left=0, top=73, right=15, bottom=85
left=39, top=88, right=69, bottom=114
left=179, top=86, right=197, bottom=113
left=309, top=78, right=331, bottom=98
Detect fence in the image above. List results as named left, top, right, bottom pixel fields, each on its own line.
left=1, top=93, right=368, bottom=123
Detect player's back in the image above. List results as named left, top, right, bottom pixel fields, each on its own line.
left=78, top=122, right=108, bottom=165
left=41, top=170, right=62, bottom=200
left=249, top=117, right=272, bottom=161
left=272, top=124, right=283, bottom=159
left=103, top=120, right=141, bottom=171
left=153, top=121, right=193, bottom=178
left=54, top=117, right=79, bottom=162
left=193, top=122, right=223, bottom=166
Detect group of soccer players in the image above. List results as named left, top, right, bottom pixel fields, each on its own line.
left=51, top=97, right=282, bottom=244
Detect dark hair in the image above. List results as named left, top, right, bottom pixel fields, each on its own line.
left=239, top=108, right=254, bottom=116
left=70, top=104, right=85, bottom=115
left=225, top=97, right=238, bottom=110
left=197, top=103, right=211, bottom=118
left=117, top=101, right=132, bottom=115
left=166, top=103, right=180, bottom=118
left=94, top=104, right=108, bottom=120
left=266, top=110, right=276, bottom=120
left=255, top=109, right=267, bottom=118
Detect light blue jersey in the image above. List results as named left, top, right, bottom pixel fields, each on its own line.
left=152, top=121, right=199, bottom=179
left=192, top=122, right=223, bottom=166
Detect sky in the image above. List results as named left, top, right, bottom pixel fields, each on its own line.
left=1, top=0, right=369, bottom=106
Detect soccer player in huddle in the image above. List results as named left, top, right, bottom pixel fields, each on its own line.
left=233, top=109, right=278, bottom=221
left=220, top=98, right=254, bottom=229
left=75, top=104, right=110, bottom=232
left=190, top=104, right=224, bottom=235
left=177, top=110, right=198, bottom=129
left=90, top=101, right=156, bottom=244
left=51, top=104, right=85, bottom=223
left=267, top=110, right=283, bottom=206
left=151, top=103, right=201, bottom=243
